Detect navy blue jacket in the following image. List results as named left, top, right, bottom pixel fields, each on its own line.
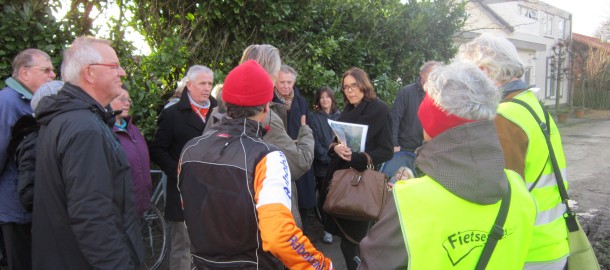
left=0, top=78, right=33, bottom=224
left=309, top=109, right=340, bottom=178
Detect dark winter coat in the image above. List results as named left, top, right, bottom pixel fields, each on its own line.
left=32, top=83, right=144, bottom=270
left=321, top=97, right=394, bottom=241
left=150, top=88, right=217, bottom=221
left=309, top=109, right=340, bottom=178
left=113, top=117, right=152, bottom=217
left=390, top=77, right=425, bottom=151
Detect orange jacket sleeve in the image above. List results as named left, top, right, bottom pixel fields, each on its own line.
left=254, top=150, right=334, bottom=270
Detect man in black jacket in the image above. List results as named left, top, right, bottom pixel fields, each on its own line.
left=386, top=61, right=441, bottom=176
left=150, top=65, right=217, bottom=270
left=32, top=37, right=144, bottom=269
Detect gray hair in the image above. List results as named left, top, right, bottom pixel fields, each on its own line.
left=239, top=44, right=281, bottom=78
left=456, top=33, right=524, bottom=84
left=420, top=61, right=442, bottom=74
left=31, top=80, right=64, bottom=112
left=61, top=36, right=112, bottom=83
left=185, top=65, right=213, bottom=82
left=424, top=61, right=500, bottom=121
left=279, top=64, right=297, bottom=79
left=12, top=49, right=51, bottom=78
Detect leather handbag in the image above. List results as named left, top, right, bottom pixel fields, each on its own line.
left=323, top=153, right=388, bottom=221
left=507, top=99, right=600, bottom=270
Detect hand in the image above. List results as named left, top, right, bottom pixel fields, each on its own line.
left=301, top=115, right=307, bottom=126
left=393, top=146, right=401, bottom=153
left=334, top=143, right=352, bottom=162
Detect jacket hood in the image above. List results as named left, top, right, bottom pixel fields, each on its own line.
left=415, top=121, right=508, bottom=205
left=35, top=83, right=110, bottom=126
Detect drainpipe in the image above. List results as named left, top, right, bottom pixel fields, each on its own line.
left=568, top=13, right=574, bottom=111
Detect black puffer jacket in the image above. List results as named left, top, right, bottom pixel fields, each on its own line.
left=32, top=83, right=144, bottom=270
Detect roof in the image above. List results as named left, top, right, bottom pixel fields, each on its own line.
left=572, top=33, right=610, bottom=51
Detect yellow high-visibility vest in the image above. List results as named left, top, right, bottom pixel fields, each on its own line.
left=498, top=90, right=570, bottom=268
left=394, top=170, right=536, bottom=269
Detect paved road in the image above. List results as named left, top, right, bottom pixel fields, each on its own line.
left=556, top=113, right=610, bottom=268
left=560, top=116, right=610, bottom=216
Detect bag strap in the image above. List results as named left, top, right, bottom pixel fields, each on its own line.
left=475, top=180, right=512, bottom=270
left=332, top=216, right=363, bottom=244
left=504, top=99, right=579, bottom=232
left=362, top=152, right=374, bottom=169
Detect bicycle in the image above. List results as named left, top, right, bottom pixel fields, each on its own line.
left=141, top=170, right=168, bottom=270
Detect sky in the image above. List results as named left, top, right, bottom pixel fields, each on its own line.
left=541, top=0, right=610, bottom=36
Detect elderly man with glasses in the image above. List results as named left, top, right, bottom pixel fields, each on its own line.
left=0, top=48, right=55, bottom=270
left=31, top=36, right=144, bottom=270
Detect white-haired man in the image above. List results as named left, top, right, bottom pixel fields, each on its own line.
left=32, top=36, right=143, bottom=270
left=457, top=33, right=570, bottom=269
left=1, top=48, right=55, bottom=270
left=358, top=61, right=536, bottom=269
left=150, top=65, right=218, bottom=270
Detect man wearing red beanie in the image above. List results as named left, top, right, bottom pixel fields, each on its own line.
left=357, top=61, right=536, bottom=269
left=179, top=60, right=334, bottom=270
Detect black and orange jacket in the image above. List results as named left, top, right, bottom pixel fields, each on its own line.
left=179, top=117, right=333, bottom=270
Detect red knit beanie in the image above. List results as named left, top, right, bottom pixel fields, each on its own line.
left=222, top=60, right=274, bottom=106
left=418, top=93, right=476, bottom=139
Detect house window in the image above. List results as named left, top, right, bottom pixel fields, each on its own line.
left=546, top=56, right=563, bottom=98
left=519, top=5, right=538, bottom=20
left=557, top=18, right=565, bottom=39
left=545, top=14, right=554, bottom=37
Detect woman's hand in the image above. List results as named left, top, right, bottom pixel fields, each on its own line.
left=334, top=143, right=352, bottom=162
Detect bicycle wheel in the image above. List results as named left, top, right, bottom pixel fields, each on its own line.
left=141, top=204, right=168, bottom=270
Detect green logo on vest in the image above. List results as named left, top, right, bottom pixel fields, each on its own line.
left=442, top=230, right=489, bottom=266
left=442, top=228, right=513, bottom=266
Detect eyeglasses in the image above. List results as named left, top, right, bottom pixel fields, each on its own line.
left=117, top=97, right=132, bottom=104
left=342, top=83, right=359, bottom=92
left=27, top=66, right=54, bottom=74
left=89, top=63, right=122, bottom=70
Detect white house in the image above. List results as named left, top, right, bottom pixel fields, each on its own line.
left=455, top=0, right=572, bottom=105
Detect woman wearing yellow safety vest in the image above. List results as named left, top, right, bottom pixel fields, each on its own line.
left=357, top=61, right=537, bottom=269
left=457, top=34, right=570, bottom=269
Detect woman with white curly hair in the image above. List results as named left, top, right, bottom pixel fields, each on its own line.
left=357, top=61, right=536, bottom=270
left=458, top=33, right=571, bottom=269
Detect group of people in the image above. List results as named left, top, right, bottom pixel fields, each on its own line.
left=0, top=32, right=571, bottom=270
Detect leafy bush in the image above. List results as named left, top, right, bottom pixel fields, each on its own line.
left=0, top=0, right=73, bottom=86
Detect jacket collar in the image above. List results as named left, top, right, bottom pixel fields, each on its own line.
left=177, top=86, right=218, bottom=111
left=217, top=116, right=266, bottom=138
left=500, top=79, right=530, bottom=98
left=6, top=77, right=33, bottom=99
